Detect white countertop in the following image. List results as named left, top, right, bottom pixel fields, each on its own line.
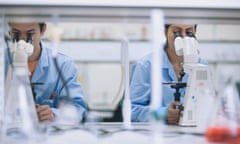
left=41, top=122, right=207, bottom=144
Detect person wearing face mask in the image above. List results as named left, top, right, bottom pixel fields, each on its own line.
left=6, top=23, right=88, bottom=123
left=130, top=24, right=207, bottom=124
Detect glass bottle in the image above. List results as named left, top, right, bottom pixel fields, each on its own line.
left=3, top=66, right=43, bottom=143
left=205, top=80, right=240, bottom=143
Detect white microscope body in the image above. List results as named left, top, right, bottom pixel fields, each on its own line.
left=174, top=36, right=215, bottom=126
left=3, top=37, right=44, bottom=141
left=5, top=39, right=33, bottom=96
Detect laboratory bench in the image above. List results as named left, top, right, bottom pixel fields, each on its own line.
left=42, top=122, right=207, bottom=144
left=2, top=122, right=239, bottom=144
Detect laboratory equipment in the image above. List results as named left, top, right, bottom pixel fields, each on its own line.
left=121, top=37, right=132, bottom=129
left=149, top=10, right=166, bottom=144
left=0, top=17, right=4, bottom=132
left=162, top=82, right=186, bottom=111
left=205, top=79, right=240, bottom=143
left=3, top=35, right=43, bottom=143
left=174, top=35, right=216, bottom=126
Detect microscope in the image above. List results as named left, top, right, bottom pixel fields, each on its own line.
left=172, top=32, right=215, bottom=126
left=5, top=33, right=34, bottom=96
left=3, top=32, right=44, bottom=140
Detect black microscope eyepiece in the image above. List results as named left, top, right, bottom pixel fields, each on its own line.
left=27, top=33, right=33, bottom=44
left=13, top=32, right=19, bottom=42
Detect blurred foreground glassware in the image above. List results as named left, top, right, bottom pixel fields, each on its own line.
left=3, top=67, right=44, bottom=144
left=205, top=81, right=240, bottom=143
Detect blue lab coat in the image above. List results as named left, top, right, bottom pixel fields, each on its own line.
left=5, top=43, right=88, bottom=121
left=130, top=48, right=207, bottom=122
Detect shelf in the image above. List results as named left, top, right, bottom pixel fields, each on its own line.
left=40, top=40, right=240, bottom=63
left=0, top=0, right=240, bottom=24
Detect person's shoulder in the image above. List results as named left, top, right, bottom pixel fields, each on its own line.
left=43, top=47, right=73, bottom=63
left=136, top=53, right=152, bottom=65
left=132, top=53, right=153, bottom=72
left=57, top=52, right=72, bottom=60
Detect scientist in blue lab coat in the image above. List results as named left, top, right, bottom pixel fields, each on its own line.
left=7, top=23, right=88, bottom=122
left=130, top=24, right=207, bottom=124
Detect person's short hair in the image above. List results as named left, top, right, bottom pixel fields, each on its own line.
left=165, top=24, right=171, bottom=29
left=39, top=23, right=45, bottom=32
left=8, top=23, right=45, bottom=32
left=165, top=24, right=197, bottom=30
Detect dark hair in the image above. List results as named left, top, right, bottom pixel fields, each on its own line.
left=165, top=24, right=171, bottom=29
left=39, top=23, right=45, bottom=32
left=165, top=24, right=197, bottom=30
left=9, top=22, right=45, bottom=32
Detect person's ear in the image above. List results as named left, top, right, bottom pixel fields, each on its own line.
left=165, top=28, right=168, bottom=37
left=194, top=25, right=197, bottom=33
left=40, top=24, right=47, bottom=36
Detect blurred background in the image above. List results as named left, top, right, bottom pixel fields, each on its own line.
left=39, top=23, right=240, bottom=113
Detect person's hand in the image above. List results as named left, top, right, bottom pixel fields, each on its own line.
left=36, top=105, right=54, bottom=122
left=167, top=101, right=181, bottom=125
